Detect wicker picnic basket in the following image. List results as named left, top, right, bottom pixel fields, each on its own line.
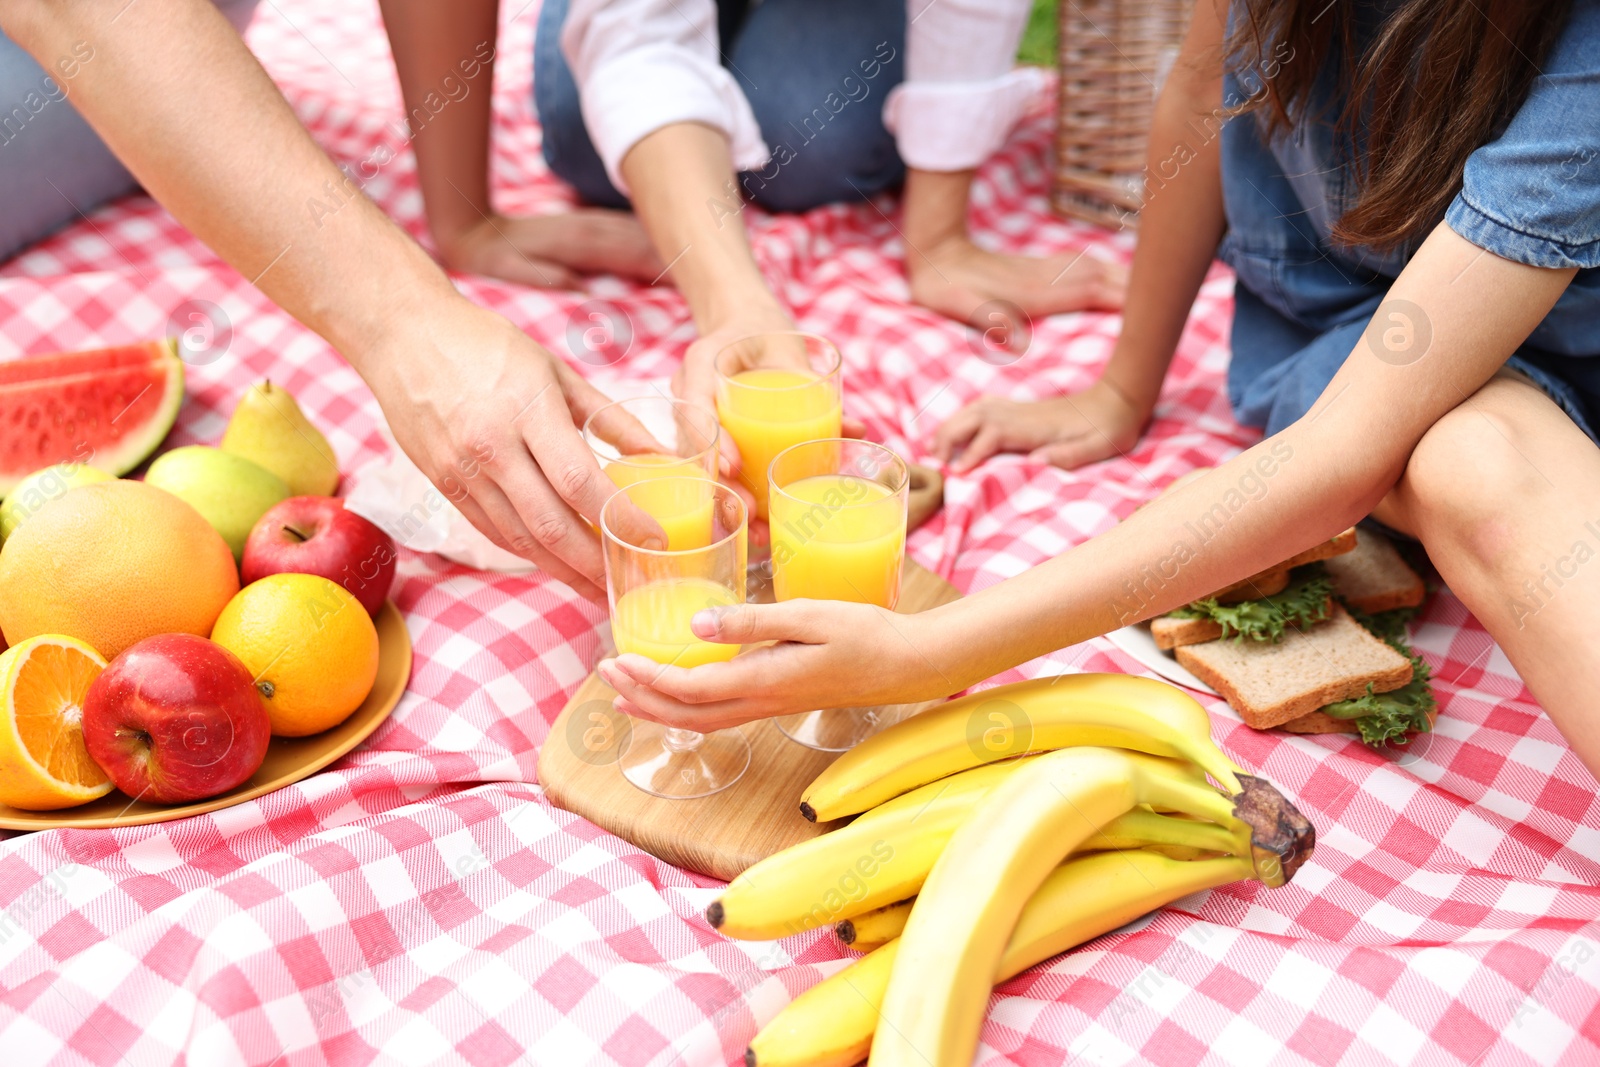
left=1053, top=0, right=1192, bottom=228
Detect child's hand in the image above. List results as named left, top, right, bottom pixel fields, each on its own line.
left=908, top=235, right=1127, bottom=330
left=436, top=209, right=664, bottom=288
left=597, top=600, right=955, bottom=731
left=932, top=378, right=1148, bottom=473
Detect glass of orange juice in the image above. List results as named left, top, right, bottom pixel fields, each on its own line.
left=602, top=478, right=750, bottom=798
left=714, top=334, right=843, bottom=520
left=584, top=396, right=720, bottom=552
left=768, top=439, right=909, bottom=750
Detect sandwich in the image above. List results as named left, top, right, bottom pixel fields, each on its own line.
left=1149, top=522, right=1433, bottom=746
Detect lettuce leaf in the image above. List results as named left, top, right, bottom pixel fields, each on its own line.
left=1322, top=644, right=1436, bottom=748
left=1168, top=567, right=1333, bottom=643
left=1346, top=604, right=1419, bottom=643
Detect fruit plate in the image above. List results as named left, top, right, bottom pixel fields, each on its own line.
left=0, top=601, right=412, bottom=831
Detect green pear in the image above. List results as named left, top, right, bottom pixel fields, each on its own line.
left=145, top=446, right=290, bottom=561
left=220, top=380, right=340, bottom=497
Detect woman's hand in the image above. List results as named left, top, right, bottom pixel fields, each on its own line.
left=931, top=377, right=1149, bottom=473
left=672, top=306, right=801, bottom=418
left=907, top=233, right=1128, bottom=329
left=597, top=599, right=958, bottom=731
left=361, top=298, right=644, bottom=598
left=436, top=209, right=664, bottom=288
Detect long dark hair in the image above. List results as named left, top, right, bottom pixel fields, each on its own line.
left=1226, top=0, right=1571, bottom=251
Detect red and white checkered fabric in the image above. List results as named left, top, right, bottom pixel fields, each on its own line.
left=3, top=3, right=1598, bottom=1064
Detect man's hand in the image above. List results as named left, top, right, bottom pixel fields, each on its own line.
left=363, top=299, right=636, bottom=598
left=932, top=377, right=1149, bottom=473
left=908, top=233, right=1127, bottom=329
left=436, top=209, right=664, bottom=288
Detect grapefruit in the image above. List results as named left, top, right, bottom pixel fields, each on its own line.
left=0, top=340, right=183, bottom=496
left=0, top=635, right=113, bottom=810
left=0, top=462, right=114, bottom=544
left=0, top=480, right=239, bottom=658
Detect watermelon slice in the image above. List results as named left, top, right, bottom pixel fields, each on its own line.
left=0, top=340, right=184, bottom=497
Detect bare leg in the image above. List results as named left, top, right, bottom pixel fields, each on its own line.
left=1374, top=372, right=1600, bottom=775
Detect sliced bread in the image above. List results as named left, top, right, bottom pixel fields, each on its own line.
left=1151, top=614, right=1223, bottom=650
left=1208, top=529, right=1354, bottom=602
left=1213, top=565, right=1291, bottom=605
left=1279, top=707, right=1438, bottom=735
left=1325, top=529, right=1426, bottom=615
left=1174, top=605, right=1413, bottom=729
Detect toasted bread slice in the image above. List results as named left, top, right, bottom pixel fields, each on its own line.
left=1276, top=710, right=1361, bottom=735
left=1213, top=565, right=1291, bottom=605
left=1325, top=529, right=1426, bottom=615
left=1174, top=605, right=1413, bottom=729
left=1209, top=529, right=1357, bottom=603
left=1278, top=527, right=1358, bottom=569
left=1278, top=707, right=1438, bottom=735
left=1151, top=615, right=1223, bottom=650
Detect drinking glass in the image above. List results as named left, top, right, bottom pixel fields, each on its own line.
left=767, top=439, right=909, bottom=750
left=582, top=396, right=720, bottom=666
left=602, top=478, right=750, bottom=797
left=713, top=333, right=843, bottom=521
left=584, top=395, right=721, bottom=551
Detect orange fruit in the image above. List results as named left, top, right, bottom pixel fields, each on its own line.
left=0, top=635, right=113, bottom=810
left=210, top=573, right=379, bottom=736
left=0, top=480, right=239, bottom=658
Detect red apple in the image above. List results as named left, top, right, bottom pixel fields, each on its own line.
left=83, top=634, right=271, bottom=804
left=242, top=496, right=396, bottom=615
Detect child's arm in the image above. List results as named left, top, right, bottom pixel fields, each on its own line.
left=603, top=225, right=1573, bottom=730
left=376, top=0, right=660, bottom=285
left=932, top=0, right=1228, bottom=472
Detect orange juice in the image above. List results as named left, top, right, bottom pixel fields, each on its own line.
left=770, top=475, right=905, bottom=607
left=610, top=577, right=741, bottom=667
left=603, top=454, right=713, bottom=550
left=716, top=369, right=842, bottom=517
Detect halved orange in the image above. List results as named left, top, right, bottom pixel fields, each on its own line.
left=0, top=635, right=113, bottom=810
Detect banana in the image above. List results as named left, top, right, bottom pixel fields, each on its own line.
left=870, top=749, right=1310, bottom=1067
left=750, top=940, right=900, bottom=1067
left=834, top=808, right=1241, bottom=949
left=1083, top=806, right=1242, bottom=855
left=708, top=758, right=1037, bottom=940
left=749, top=850, right=1252, bottom=1067
left=836, top=899, right=913, bottom=951
left=800, top=674, right=1242, bottom=822
left=712, top=752, right=1218, bottom=941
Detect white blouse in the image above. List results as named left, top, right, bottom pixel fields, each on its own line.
left=560, top=0, right=1042, bottom=194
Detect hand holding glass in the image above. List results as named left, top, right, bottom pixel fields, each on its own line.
left=602, top=478, right=750, bottom=797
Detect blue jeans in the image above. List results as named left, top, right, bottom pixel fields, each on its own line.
left=534, top=0, right=905, bottom=212
left=0, top=0, right=258, bottom=264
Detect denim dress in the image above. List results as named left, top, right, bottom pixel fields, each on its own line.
left=1218, top=0, right=1600, bottom=440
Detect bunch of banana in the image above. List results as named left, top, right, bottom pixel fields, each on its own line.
left=709, top=751, right=1222, bottom=940
left=708, top=674, right=1314, bottom=1067
left=799, top=673, right=1244, bottom=822
left=750, top=851, right=1256, bottom=1067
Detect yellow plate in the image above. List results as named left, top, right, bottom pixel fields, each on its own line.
left=0, top=601, right=412, bottom=831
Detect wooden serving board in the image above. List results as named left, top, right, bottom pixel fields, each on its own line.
left=538, top=560, right=961, bottom=881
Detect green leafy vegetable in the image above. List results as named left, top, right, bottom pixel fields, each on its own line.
left=1322, top=646, right=1436, bottom=747
left=1347, top=605, right=1419, bottom=643
left=1169, top=566, right=1333, bottom=643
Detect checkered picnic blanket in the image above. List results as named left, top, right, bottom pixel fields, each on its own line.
left=3, top=3, right=1598, bottom=1064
